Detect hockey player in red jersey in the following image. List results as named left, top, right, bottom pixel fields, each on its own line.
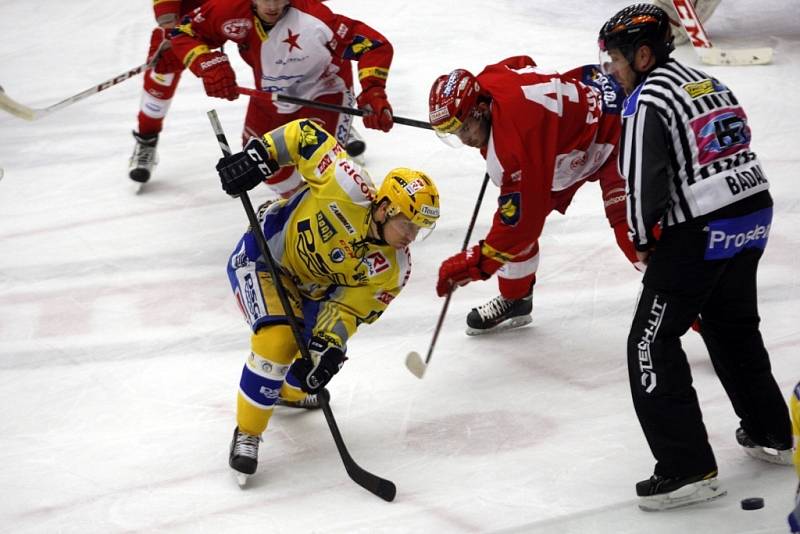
left=429, top=57, right=638, bottom=334
left=128, top=0, right=205, bottom=185
left=168, top=0, right=394, bottom=197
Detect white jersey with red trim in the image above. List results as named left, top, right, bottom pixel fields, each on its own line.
left=170, top=0, right=393, bottom=113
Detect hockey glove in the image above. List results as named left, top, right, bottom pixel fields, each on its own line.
left=148, top=27, right=182, bottom=74
left=189, top=51, right=238, bottom=100
left=216, top=137, right=280, bottom=197
left=356, top=86, right=394, bottom=132
left=291, top=335, right=347, bottom=394
left=436, top=244, right=492, bottom=297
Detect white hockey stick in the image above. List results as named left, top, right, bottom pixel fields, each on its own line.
left=671, top=0, right=773, bottom=66
left=405, top=173, right=490, bottom=379
left=0, top=42, right=168, bottom=121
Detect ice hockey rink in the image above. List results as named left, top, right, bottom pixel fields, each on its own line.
left=0, top=0, right=797, bottom=532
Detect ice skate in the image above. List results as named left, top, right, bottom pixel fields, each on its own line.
left=229, top=426, right=261, bottom=487
left=636, top=470, right=726, bottom=511
left=128, top=131, right=159, bottom=187
left=465, top=294, right=532, bottom=335
left=735, top=427, right=794, bottom=465
left=345, top=126, right=366, bottom=165
left=275, top=393, right=321, bottom=410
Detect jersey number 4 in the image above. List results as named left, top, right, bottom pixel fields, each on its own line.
left=520, top=77, right=599, bottom=125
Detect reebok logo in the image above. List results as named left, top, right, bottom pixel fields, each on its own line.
left=200, top=55, right=228, bottom=71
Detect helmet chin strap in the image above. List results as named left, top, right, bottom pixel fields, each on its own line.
left=368, top=204, right=388, bottom=246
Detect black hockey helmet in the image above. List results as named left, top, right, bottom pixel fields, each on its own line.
left=599, top=4, right=675, bottom=67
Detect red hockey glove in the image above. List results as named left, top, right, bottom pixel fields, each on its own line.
left=356, top=86, right=393, bottom=132
left=436, top=244, right=492, bottom=297
left=189, top=51, right=238, bottom=101
left=148, top=27, right=182, bottom=74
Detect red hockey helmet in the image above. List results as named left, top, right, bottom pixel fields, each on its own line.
left=428, top=69, right=481, bottom=135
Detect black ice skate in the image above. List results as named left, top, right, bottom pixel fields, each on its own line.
left=735, top=427, right=794, bottom=465
left=275, top=393, right=321, bottom=410
left=465, top=294, right=533, bottom=335
left=636, top=470, right=726, bottom=511
left=229, top=426, right=261, bottom=487
left=128, top=131, right=159, bottom=186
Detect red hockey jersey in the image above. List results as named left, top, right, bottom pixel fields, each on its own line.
left=169, top=0, right=392, bottom=113
left=477, top=56, right=620, bottom=265
left=152, top=0, right=204, bottom=23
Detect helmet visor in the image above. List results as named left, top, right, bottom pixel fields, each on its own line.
left=385, top=214, right=436, bottom=245
left=434, top=129, right=465, bottom=148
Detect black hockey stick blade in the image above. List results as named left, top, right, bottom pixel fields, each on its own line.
left=318, top=389, right=397, bottom=501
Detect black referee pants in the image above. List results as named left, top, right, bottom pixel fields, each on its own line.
left=627, top=218, right=791, bottom=478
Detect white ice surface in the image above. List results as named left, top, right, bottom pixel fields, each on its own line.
left=0, top=1, right=798, bottom=533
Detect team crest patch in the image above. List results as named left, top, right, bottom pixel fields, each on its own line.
left=329, top=248, right=345, bottom=263
left=498, top=192, right=521, bottom=226
left=298, top=121, right=328, bottom=159
left=344, top=35, right=379, bottom=59
left=221, top=18, right=252, bottom=39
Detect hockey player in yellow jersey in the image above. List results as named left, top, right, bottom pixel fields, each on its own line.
left=215, top=118, right=440, bottom=484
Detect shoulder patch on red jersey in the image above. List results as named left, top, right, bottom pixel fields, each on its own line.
left=498, top=192, right=521, bottom=226
left=221, top=18, right=253, bottom=39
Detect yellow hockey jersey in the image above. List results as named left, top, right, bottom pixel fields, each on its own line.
left=249, top=119, right=411, bottom=350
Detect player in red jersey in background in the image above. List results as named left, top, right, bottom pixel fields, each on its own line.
left=429, top=57, right=639, bottom=334
left=128, top=0, right=205, bottom=185
left=168, top=0, right=393, bottom=197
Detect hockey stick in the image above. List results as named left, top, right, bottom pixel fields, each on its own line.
left=405, top=173, right=491, bottom=379
left=671, top=0, right=773, bottom=66
left=0, top=41, right=169, bottom=121
left=237, top=86, right=433, bottom=130
left=206, top=110, right=396, bottom=502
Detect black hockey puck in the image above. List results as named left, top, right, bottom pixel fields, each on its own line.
left=740, top=497, right=764, bottom=510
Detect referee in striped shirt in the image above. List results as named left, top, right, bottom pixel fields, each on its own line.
left=599, top=4, right=792, bottom=511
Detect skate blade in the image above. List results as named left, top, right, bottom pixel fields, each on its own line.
left=638, top=479, right=726, bottom=511
left=465, top=315, right=532, bottom=336
left=232, top=470, right=250, bottom=488
left=129, top=179, right=146, bottom=195
left=742, top=446, right=794, bottom=465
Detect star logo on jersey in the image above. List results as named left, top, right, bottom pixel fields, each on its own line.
left=283, top=29, right=302, bottom=52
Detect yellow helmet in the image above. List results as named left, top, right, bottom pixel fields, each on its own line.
left=376, top=168, right=440, bottom=229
